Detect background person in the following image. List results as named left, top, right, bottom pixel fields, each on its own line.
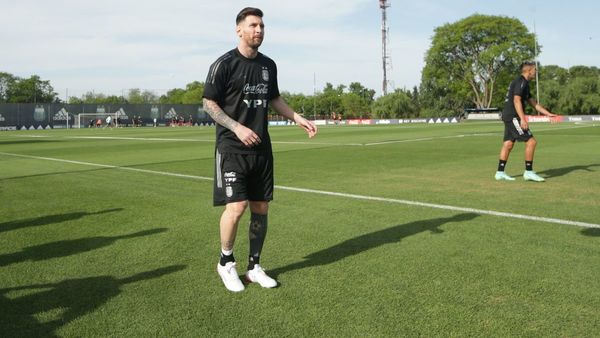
left=495, top=61, right=558, bottom=182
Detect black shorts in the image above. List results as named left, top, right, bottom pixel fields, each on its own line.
left=503, top=118, right=533, bottom=142
left=213, top=150, right=274, bottom=206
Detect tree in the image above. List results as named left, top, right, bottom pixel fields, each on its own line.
left=104, top=95, right=128, bottom=104
left=539, top=65, right=570, bottom=85
left=409, top=86, right=421, bottom=112
left=7, top=75, right=58, bottom=103
left=159, top=88, right=186, bottom=104
left=568, top=65, right=600, bottom=79
left=68, top=91, right=127, bottom=104
left=280, top=92, right=312, bottom=117
left=371, top=89, right=418, bottom=118
left=180, top=81, right=204, bottom=104
left=141, top=90, right=159, bottom=104
left=536, top=64, right=600, bottom=114
left=158, top=81, right=204, bottom=104
left=127, top=89, right=142, bottom=104
left=558, top=77, right=600, bottom=114
left=341, top=93, right=369, bottom=118
left=311, top=82, right=376, bottom=118
left=421, top=14, right=537, bottom=113
left=348, top=82, right=376, bottom=105
left=67, top=96, right=85, bottom=104
left=537, top=78, right=561, bottom=112
left=0, top=72, right=16, bottom=103
left=86, top=92, right=107, bottom=104
left=321, top=83, right=344, bottom=114
left=127, top=88, right=158, bottom=104
left=345, top=82, right=375, bottom=118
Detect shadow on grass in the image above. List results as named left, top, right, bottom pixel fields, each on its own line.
left=0, top=208, right=123, bottom=234
left=0, top=264, right=186, bottom=337
left=0, top=139, right=61, bottom=146
left=538, top=164, right=600, bottom=178
left=0, top=228, right=167, bottom=267
left=581, top=228, right=600, bottom=237
left=0, top=167, right=112, bottom=181
left=269, top=213, right=479, bottom=280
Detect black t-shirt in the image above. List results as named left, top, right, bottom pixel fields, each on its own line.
left=203, top=48, right=280, bottom=154
left=502, top=75, right=531, bottom=121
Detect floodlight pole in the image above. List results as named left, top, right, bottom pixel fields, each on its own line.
left=380, top=0, right=391, bottom=96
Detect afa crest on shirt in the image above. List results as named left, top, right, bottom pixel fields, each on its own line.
left=262, top=67, right=269, bottom=81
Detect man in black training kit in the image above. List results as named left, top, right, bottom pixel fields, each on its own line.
left=495, top=61, right=558, bottom=182
left=203, top=7, right=318, bottom=292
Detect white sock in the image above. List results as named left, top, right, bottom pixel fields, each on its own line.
left=221, top=248, right=233, bottom=256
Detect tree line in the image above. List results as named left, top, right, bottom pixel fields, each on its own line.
left=2, top=14, right=599, bottom=117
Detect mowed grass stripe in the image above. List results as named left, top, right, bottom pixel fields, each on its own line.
left=2, top=151, right=598, bottom=229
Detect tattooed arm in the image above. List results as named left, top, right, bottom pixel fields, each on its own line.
left=203, top=98, right=238, bottom=130
left=203, top=98, right=261, bottom=147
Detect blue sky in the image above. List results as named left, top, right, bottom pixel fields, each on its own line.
left=1, top=0, right=598, bottom=99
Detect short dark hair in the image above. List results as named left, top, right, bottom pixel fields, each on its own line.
left=236, top=7, right=263, bottom=25
left=520, top=61, right=537, bottom=72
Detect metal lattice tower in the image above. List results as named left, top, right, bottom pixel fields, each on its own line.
left=379, top=0, right=391, bottom=95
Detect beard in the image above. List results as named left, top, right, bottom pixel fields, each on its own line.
left=246, top=36, right=263, bottom=49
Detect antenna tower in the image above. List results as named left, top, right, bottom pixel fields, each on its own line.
left=379, top=0, right=392, bottom=95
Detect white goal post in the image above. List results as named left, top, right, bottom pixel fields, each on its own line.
left=75, top=113, right=120, bottom=128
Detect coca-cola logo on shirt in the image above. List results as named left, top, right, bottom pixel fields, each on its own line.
left=243, top=83, right=269, bottom=95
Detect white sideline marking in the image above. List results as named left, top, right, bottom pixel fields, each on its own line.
left=8, top=123, right=596, bottom=148
left=11, top=133, right=490, bottom=147
left=66, top=136, right=213, bottom=142
left=14, top=135, right=362, bottom=147
left=2, top=151, right=599, bottom=229
left=276, top=186, right=600, bottom=229
left=534, top=124, right=599, bottom=133
left=67, top=133, right=494, bottom=146
left=273, top=140, right=363, bottom=146
left=364, top=133, right=497, bottom=146
left=0, top=152, right=210, bottom=182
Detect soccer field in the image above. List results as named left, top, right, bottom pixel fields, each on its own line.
left=1, top=122, right=599, bottom=336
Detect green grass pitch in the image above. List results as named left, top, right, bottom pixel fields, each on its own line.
left=1, top=122, right=599, bottom=336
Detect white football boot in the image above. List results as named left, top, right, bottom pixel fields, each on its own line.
left=495, top=171, right=515, bottom=181
left=245, top=264, right=277, bottom=288
left=523, top=170, right=545, bottom=182
left=217, top=262, right=245, bottom=292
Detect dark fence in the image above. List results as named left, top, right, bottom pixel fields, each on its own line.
left=0, top=103, right=214, bottom=130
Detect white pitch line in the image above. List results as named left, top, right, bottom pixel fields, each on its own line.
left=8, top=123, right=595, bottom=148
left=273, top=140, right=363, bottom=146
left=364, top=133, right=502, bottom=146
left=65, top=136, right=214, bottom=142
left=363, top=123, right=599, bottom=146
left=13, top=135, right=49, bottom=138
left=275, top=186, right=600, bottom=229
left=533, top=123, right=599, bottom=133
left=2, top=151, right=598, bottom=229
left=30, top=135, right=362, bottom=147
left=0, top=152, right=211, bottom=182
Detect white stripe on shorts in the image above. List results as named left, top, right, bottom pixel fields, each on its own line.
left=512, top=118, right=525, bottom=135
left=216, top=149, right=222, bottom=188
